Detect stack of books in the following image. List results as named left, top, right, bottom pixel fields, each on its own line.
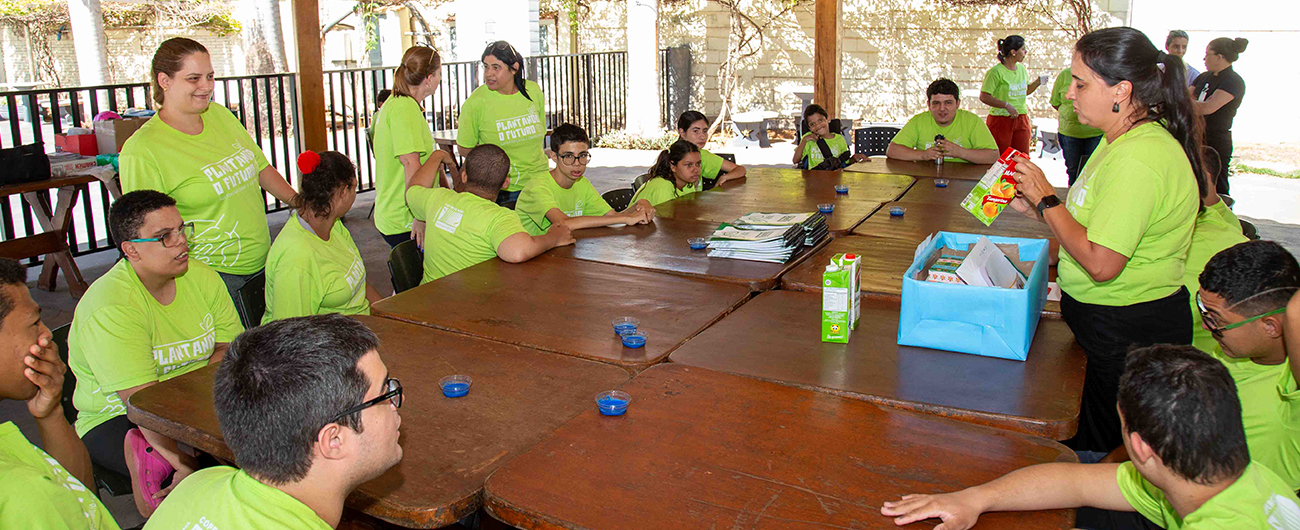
left=731, top=212, right=829, bottom=247
left=705, top=224, right=804, bottom=263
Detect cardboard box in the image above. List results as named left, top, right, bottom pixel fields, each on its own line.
left=960, top=147, right=1024, bottom=226
left=821, top=253, right=861, bottom=343
left=54, top=133, right=98, bottom=157
left=898, top=232, right=1049, bottom=361
left=49, top=156, right=98, bottom=177
left=956, top=236, right=1028, bottom=289
left=94, top=117, right=148, bottom=155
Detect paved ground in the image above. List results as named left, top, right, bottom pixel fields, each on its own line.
left=5, top=139, right=1297, bottom=527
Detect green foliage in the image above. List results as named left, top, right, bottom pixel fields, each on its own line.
left=596, top=129, right=680, bottom=150
left=1232, top=160, right=1300, bottom=179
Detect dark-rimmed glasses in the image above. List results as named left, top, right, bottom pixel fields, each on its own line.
left=127, top=222, right=195, bottom=248
left=1196, top=291, right=1287, bottom=338
left=330, top=378, right=402, bottom=424
left=558, top=152, right=591, bottom=165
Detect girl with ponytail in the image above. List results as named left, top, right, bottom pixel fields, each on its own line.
left=630, top=139, right=711, bottom=206
left=456, top=40, right=549, bottom=207
left=1192, top=37, right=1249, bottom=195
left=263, top=151, right=382, bottom=322
left=373, top=45, right=458, bottom=249
left=979, top=35, right=1046, bottom=153
left=1008, top=27, right=1202, bottom=454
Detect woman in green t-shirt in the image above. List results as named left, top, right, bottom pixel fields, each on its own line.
left=793, top=104, right=867, bottom=170
left=120, top=38, right=300, bottom=304
left=1009, top=27, right=1207, bottom=454
left=979, top=35, right=1045, bottom=154
left=263, top=151, right=383, bottom=323
left=677, top=111, right=746, bottom=189
left=456, top=41, right=548, bottom=207
left=373, top=45, right=458, bottom=248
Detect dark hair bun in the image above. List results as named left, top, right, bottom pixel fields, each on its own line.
left=1233, top=38, right=1249, bottom=54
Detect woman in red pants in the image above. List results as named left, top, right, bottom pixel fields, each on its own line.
left=980, top=35, right=1045, bottom=153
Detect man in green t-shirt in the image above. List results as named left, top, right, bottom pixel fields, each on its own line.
left=69, top=190, right=243, bottom=517
left=145, top=314, right=402, bottom=529
left=881, top=344, right=1300, bottom=530
left=405, top=144, right=575, bottom=283
left=1196, top=241, right=1300, bottom=490
left=0, top=258, right=119, bottom=529
left=516, top=123, right=654, bottom=235
left=887, top=78, right=999, bottom=164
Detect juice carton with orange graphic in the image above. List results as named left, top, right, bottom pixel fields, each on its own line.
left=960, top=147, right=1025, bottom=226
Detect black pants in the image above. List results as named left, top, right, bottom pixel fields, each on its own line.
left=1205, top=129, right=1233, bottom=196
left=82, top=414, right=136, bottom=477
left=382, top=231, right=412, bottom=248
left=1061, top=287, right=1192, bottom=452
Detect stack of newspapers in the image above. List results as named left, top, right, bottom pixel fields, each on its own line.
left=705, top=212, right=828, bottom=263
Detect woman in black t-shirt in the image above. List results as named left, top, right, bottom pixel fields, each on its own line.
left=1192, top=37, right=1248, bottom=195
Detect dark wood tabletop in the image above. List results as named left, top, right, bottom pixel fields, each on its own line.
left=778, top=234, right=919, bottom=295
left=370, top=255, right=753, bottom=371
left=125, top=315, right=629, bottom=529
left=670, top=291, right=1085, bottom=439
left=548, top=216, right=830, bottom=291
left=652, top=167, right=912, bottom=234
left=484, top=364, right=1077, bottom=530
left=846, top=158, right=994, bottom=180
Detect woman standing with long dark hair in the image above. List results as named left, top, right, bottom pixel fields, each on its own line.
left=1010, top=27, right=1204, bottom=453
left=457, top=41, right=547, bottom=207
left=980, top=35, right=1044, bottom=153
left=1193, top=37, right=1249, bottom=196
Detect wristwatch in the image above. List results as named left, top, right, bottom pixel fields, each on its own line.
left=1036, top=195, right=1062, bottom=216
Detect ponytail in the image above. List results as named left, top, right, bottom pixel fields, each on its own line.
left=649, top=139, right=699, bottom=181
left=482, top=41, right=531, bottom=101
left=393, top=46, right=441, bottom=100
left=997, top=35, right=1025, bottom=62
left=1076, top=27, right=1208, bottom=209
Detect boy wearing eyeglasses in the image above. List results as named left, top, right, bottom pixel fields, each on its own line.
left=1195, top=240, right=1300, bottom=490
left=145, top=314, right=402, bottom=528
left=514, top=123, right=654, bottom=236
left=67, top=190, right=243, bottom=517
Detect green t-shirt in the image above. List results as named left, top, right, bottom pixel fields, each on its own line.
left=372, top=95, right=433, bottom=236
left=456, top=80, right=548, bottom=192
left=891, top=109, right=998, bottom=163
left=69, top=260, right=243, bottom=436
left=1214, top=350, right=1300, bottom=490
left=0, top=422, right=119, bottom=530
left=516, top=173, right=613, bottom=235
left=143, top=466, right=331, bottom=530
left=982, top=63, right=1029, bottom=116
left=1058, top=122, right=1199, bottom=306
left=406, top=186, right=527, bottom=283
left=629, top=177, right=702, bottom=207
left=120, top=103, right=273, bottom=275
left=800, top=133, right=850, bottom=169
left=262, top=214, right=370, bottom=323
left=1185, top=201, right=1248, bottom=356
left=700, top=149, right=724, bottom=181
left=1118, top=461, right=1300, bottom=529
left=1051, top=68, right=1103, bottom=139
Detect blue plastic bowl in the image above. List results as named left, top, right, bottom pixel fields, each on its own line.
left=935, top=179, right=949, bottom=188
left=688, top=237, right=708, bottom=250
left=596, top=390, right=632, bottom=416
left=889, top=206, right=906, bottom=217
left=818, top=203, right=834, bottom=213
left=439, top=375, right=472, bottom=398
left=620, top=331, right=648, bottom=349
left=612, top=316, right=639, bottom=335
left=834, top=185, right=849, bottom=194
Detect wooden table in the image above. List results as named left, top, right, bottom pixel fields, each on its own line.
left=485, top=364, right=1077, bottom=530
left=846, top=158, right=993, bottom=180
left=431, top=129, right=459, bottom=156
left=852, top=199, right=1057, bottom=244
left=653, top=167, right=912, bottom=234
left=548, top=216, right=829, bottom=291
left=371, top=256, right=752, bottom=371
left=126, top=315, right=629, bottom=528
left=670, top=291, right=1086, bottom=439
left=0, top=174, right=104, bottom=297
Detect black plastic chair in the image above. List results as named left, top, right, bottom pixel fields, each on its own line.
left=631, top=173, right=651, bottom=192
left=1241, top=219, right=1260, bottom=240
left=718, top=153, right=736, bottom=164
left=602, top=188, right=635, bottom=212
left=854, top=126, right=900, bottom=157
left=52, top=324, right=134, bottom=497
left=388, top=240, right=424, bottom=294
left=233, top=271, right=266, bottom=329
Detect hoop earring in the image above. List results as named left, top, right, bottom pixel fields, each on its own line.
left=1112, top=102, right=1120, bottom=113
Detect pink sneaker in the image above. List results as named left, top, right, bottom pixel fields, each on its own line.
left=126, top=428, right=174, bottom=510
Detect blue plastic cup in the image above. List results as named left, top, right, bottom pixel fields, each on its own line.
left=688, top=237, right=708, bottom=250
left=612, top=316, right=639, bottom=335
left=818, top=203, right=834, bottom=213
left=890, top=206, right=906, bottom=217
left=439, top=375, right=472, bottom=398
left=935, top=179, right=949, bottom=188
left=596, top=390, right=632, bottom=416
left=834, top=185, right=849, bottom=194
left=620, top=331, right=648, bottom=349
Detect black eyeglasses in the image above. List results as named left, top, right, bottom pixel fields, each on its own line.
left=330, top=378, right=402, bottom=424
left=127, top=222, right=195, bottom=248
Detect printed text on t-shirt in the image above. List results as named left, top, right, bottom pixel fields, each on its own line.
left=495, top=112, right=542, bottom=143
left=201, top=143, right=259, bottom=196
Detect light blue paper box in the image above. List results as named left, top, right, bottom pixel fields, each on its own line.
left=898, top=232, right=1049, bottom=361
